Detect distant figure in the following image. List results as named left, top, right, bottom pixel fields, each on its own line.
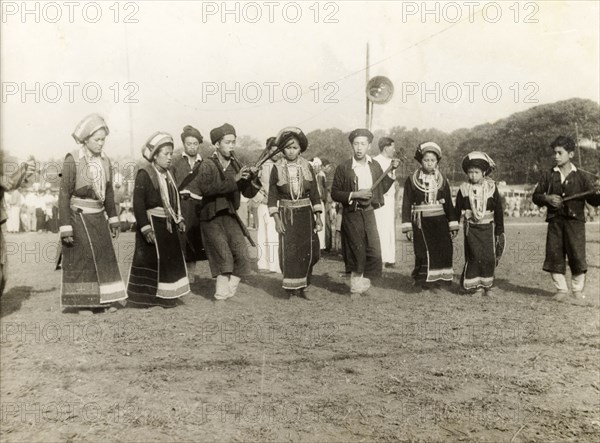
left=23, top=188, right=37, bottom=232
left=6, top=189, right=23, bottom=233
left=42, top=184, right=58, bottom=233
left=1, top=156, right=36, bottom=296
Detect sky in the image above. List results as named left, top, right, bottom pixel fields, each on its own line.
left=1, top=0, right=599, bottom=161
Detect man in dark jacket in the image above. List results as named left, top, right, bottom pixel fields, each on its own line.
left=187, top=123, right=260, bottom=301
left=331, top=128, right=399, bottom=298
left=170, top=125, right=206, bottom=283
left=532, top=135, right=600, bottom=303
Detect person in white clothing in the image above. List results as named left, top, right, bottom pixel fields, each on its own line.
left=310, top=157, right=328, bottom=251
left=373, top=137, right=398, bottom=268
left=255, top=137, right=281, bottom=274
left=6, top=189, right=23, bottom=233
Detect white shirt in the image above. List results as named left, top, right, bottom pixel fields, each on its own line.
left=352, top=155, right=373, bottom=190
left=553, top=163, right=577, bottom=184
left=183, top=153, right=202, bottom=170
left=349, top=155, right=373, bottom=203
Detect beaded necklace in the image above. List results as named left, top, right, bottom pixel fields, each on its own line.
left=285, top=159, right=303, bottom=201
left=412, top=168, right=443, bottom=204
left=467, top=178, right=494, bottom=221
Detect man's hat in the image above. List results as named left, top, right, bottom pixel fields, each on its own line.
left=210, top=123, right=236, bottom=145
left=348, top=128, right=373, bottom=144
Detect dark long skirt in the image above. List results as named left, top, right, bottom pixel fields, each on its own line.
left=279, top=204, right=319, bottom=289
left=412, top=215, right=453, bottom=283
left=127, top=215, right=190, bottom=305
left=461, top=223, right=495, bottom=290
left=61, top=211, right=127, bottom=308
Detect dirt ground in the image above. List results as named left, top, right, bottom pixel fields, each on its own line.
left=1, top=221, right=599, bottom=442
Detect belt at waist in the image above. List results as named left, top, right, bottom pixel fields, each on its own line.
left=412, top=203, right=444, bottom=218
left=465, top=210, right=494, bottom=224
left=279, top=198, right=311, bottom=209
left=179, top=190, right=202, bottom=201
left=344, top=205, right=374, bottom=213
left=147, top=207, right=167, bottom=218
left=70, top=197, right=104, bottom=214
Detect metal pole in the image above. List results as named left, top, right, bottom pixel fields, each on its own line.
left=365, top=42, right=370, bottom=129
left=124, top=23, right=134, bottom=158
left=575, top=122, right=581, bottom=166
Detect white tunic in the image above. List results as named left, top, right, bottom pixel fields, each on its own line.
left=373, top=154, right=397, bottom=264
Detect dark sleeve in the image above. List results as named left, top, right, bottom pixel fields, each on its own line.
left=267, top=166, right=280, bottom=214
left=184, top=161, right=202, bottom=197
left=331, top=165, right=351, bottom=203
left=308, top=165, right=322, bottom=210
left=455, top=189, right=464, bottom=217
left=133, top=169, right=150, bottom=230
left=196, top=161, right=238, bottom=197
left=170, top=157, right=185, bottom=186
left=0, top=162, right=27, bottom=191
left=58, top=154, right=76, bottom=230
left=493, top=186, right=504, bottom=235
left=103, top=160, right=117, bottom=219
left=443, top=179, right=459, bottom=224
left=379, top=162, right=394, bottom=194
left=582, top=172, right=600, bottom=207
left=401, top=177, right=413, bottom=230
left=240, top=178, right=260, bottom=199
left=532, top=172, right=549, bottom=207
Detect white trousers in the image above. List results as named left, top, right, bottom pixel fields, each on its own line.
left=551, top=272, right=585, bottom=292
left=317, top=200, right=326, bottom=249
left=374, top=194, right=396, bottom=264
left=256, top=204, right=281, bottom=273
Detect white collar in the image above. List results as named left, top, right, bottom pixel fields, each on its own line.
left=80, top=147, right=105, bottom=160
left=553, top=164, right=577, bottom=174
left=183, top=152, right=202, bottom=162
left=352, top=155, right=372, bottom=169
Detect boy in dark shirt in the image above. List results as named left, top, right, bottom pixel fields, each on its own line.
left=532, top=136, right=600, bottom=303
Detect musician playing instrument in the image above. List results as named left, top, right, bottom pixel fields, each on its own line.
left=532, top=135, right=600, bottom=304
left=187, top=123, right=261, bottom=301
left=331, top=128, right=400, bottom=298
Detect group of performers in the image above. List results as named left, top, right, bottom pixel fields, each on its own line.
left=35, top=113, right=600, bottom=310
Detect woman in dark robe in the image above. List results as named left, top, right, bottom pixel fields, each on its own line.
left=401, top=142, right=459, bottom=291
left=268, top=127, right=323, bottom=299
left=127, top=132, right=190, bottom=307
left=58, top=114, right=127, bottom=309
